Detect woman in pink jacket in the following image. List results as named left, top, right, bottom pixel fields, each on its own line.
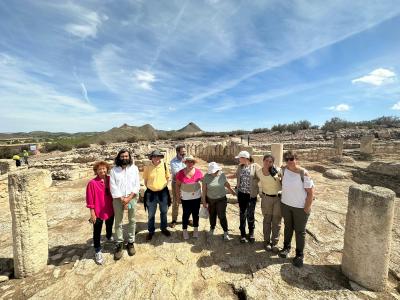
left=86, top=161, right=114, bottom=265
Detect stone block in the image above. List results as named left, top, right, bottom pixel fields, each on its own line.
left=360, top=136, right=374, bottom=154
left=8, top=169, right=52, bottom=278
left=366, top=161, right=400, bottom=177
left=271, top=144, right=283, bottom=167
left=341, top=184, right=395, bottom=291
left=334, top=138, right=344, bottom=156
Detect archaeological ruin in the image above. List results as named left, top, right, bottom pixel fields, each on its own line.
left=0, top=130, right=399, bottom=299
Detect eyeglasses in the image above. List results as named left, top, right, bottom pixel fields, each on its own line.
left=285, top=157, right=295, bottom=162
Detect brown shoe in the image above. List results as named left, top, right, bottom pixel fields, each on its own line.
left=146, top=232, right=154, bottom=241
left=127, top=242, right=136, bottom=256
left=114, top=243, right=123, bottom=260
left=169, top=221, right=177, bottom=228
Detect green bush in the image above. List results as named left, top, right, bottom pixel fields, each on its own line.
left=76, top=143, right=91, bottom=149
left=43, top=143, right=73, bottom=152
left=271, top=120, right=312, bottom=133
left=252, top=128, right=271, bottom=133
left=126, top=136, right=138, bottom=143
left=321, top=118, right=352, bottom=132
left=0, top=148, right=20, bottom=159
left=98, top=140, right=107, bottom=145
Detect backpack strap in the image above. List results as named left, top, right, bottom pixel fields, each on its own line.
left=299, top=168, right=305, bottom=183
left=281, top=166, right=305, bottom=183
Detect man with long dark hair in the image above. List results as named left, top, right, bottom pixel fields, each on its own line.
left=110, top=149, right=140, bottom=260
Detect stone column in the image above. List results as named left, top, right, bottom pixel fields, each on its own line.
left=360, top=136, right=374, bottom=154
left=271, top=144, right=283, bottom=167
left=8, top=169, right=52, bottom=278
left=341, top=184, right=395, bottom=291
left=334, top=138, right=344, bottom=156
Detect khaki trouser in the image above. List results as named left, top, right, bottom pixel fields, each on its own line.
left=260, top=193, right=282, bottom=246
left=113, top=198, right=136, bottom=244
left=171, top=182, right=180, bottom=222
left=281, top=203, right=310, bottom=256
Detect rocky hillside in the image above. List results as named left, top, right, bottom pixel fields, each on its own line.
left=87, top=124, right=158, bottom=143
left=177, top=122, right=203, bottom=133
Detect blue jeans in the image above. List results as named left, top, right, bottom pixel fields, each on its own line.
left=147, top=187, right=169, bottom=233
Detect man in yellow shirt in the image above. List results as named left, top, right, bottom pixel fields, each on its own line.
left=143, top=150, right=171, bottom=241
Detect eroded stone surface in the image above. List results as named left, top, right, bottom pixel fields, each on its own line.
left=8, top=169, right=52, bottom=278
left=342, top=184, right=396, bottom=291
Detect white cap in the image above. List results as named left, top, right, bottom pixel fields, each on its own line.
left=207, top=162, right=222, bottom=174
left=235, top=150, right=250, bottom=159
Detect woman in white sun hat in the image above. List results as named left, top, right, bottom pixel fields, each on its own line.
left=202, top=162, right=236, bottom=241
left=233, top=150, right=261, bottom=243
left=175, top=155, right=204, bottom=240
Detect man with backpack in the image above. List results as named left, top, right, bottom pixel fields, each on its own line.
left=143, top=150, right=172, bottom=241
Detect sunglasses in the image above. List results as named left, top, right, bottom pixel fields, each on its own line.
left=285, top=157, right=295, bottom=162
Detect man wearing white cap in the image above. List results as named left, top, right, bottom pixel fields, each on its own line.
left=234, top=150, right=260, bottom=243
left=202, top=162, right=236, bottom=241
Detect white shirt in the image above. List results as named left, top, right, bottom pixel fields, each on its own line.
left=281, top=168, right=314, bottom=208
left=110, top=165, right=140, bottom=199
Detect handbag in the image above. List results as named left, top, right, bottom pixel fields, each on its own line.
left=199, top=207, right=209, bottom=219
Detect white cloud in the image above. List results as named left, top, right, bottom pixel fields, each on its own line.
left=0, top=53, right=97, bottom=113
left=328, top=104, right=350, bottom=111
left=391, top=101, right=400, bottom=110
left=134, top=70, right=156, bottom=90
left=80, top=83, right=90, bottom=103
left=352, top=68, right=396, bottom=86
left=65, top=10, right=107, bottom=39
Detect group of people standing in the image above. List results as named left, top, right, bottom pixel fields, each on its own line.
left=86, top=145, right=315, bottom=268
left=12, top=149, right=29, bottom=167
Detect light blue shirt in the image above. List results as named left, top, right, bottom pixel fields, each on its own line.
left=170, top=156, right=185, bottom=182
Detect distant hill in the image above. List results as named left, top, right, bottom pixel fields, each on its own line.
left=177, top=122, right=202, bottom=133
left=88, top=124, right=158, bottom=143
left=0, top=122, right=204, bottom=144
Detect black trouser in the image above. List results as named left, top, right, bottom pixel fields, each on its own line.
left=281, top=203, right=310, bottom=257
left=93, top=216, right=114, bottom=252
left=181, top=198, right=201, bottom=230
left=207, top=196, right=228, bottom=232
left=237, top=191, right=257, bottom=237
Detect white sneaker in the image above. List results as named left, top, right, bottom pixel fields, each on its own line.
left=223, top=232, right=232, bottom=241
left=95, top=251, right=104, bottom=265
left=183, top=229, right=189, bottom=240
left=208, top=229, right=214, bottom=236
left=106, top=236, right=114, bottom=243
left=193, top=227, right=199, bottom=238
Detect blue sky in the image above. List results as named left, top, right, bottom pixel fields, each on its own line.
left=1, top=0, right=400, bottom=133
